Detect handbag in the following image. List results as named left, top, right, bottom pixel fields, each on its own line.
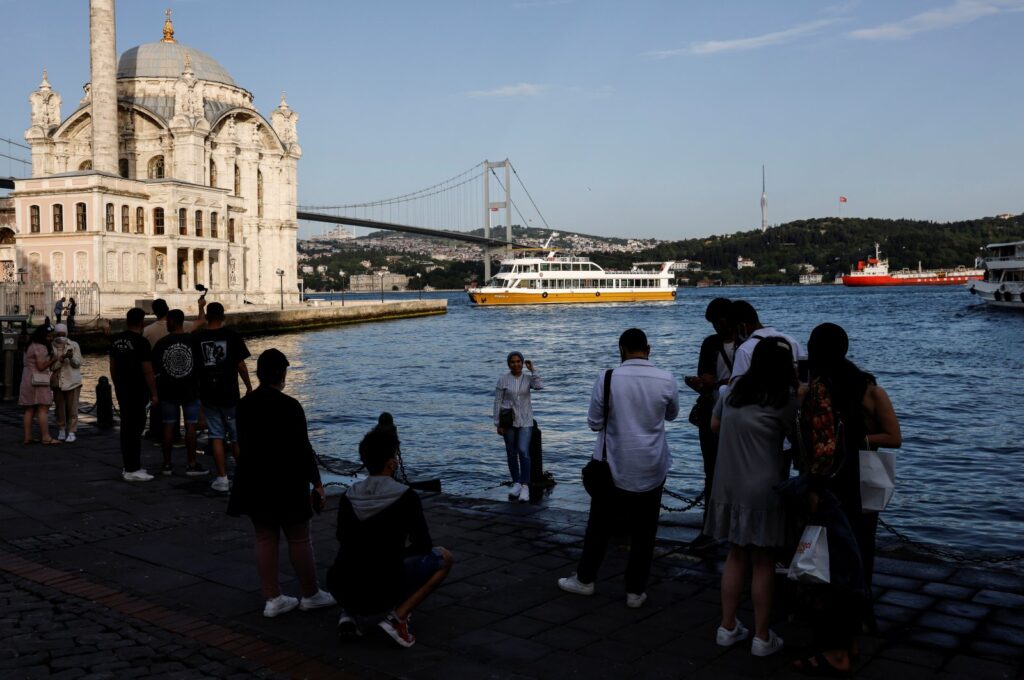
left=31, top=371, right=52, bottom=387
left=582, top=369, right=615, bottom=499
left=498, top=408, right=514, bottom=429
left=859, top=448, right=896, bottom=512
left=687, top=392, right=712, bottom=427
left=787, top=524, right=830, bottom=584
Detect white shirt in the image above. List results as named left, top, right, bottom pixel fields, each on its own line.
left=730, top=326, right=804, bottom=383
left=493, top=370, right=543, bottom=428
left=587, top=358, right=679, bottom=493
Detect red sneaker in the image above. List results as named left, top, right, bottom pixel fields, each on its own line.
left=378, top=611, right=415, bottom=648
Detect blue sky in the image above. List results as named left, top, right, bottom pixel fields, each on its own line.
left=2, top=0, right=1023, bottom=240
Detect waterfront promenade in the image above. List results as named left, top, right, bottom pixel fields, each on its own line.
left=1, top=408, right=1022, bottom=679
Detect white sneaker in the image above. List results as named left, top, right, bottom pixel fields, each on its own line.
left=65, top=432, right=76, bottom=443
left=337, top=610, right=361, bottom=637
left=300, top=589, right=337, bottom=611
left=716, top=619, right=750, bottom=647
left=263, top=594, right=299, bottom=618
left=211, top=476, right=230, bottom=492
left=751, top=630, right=784, bottom=657
left=57, top=429, right=66, bottom=441
left=626, top=592, right=647, bottom=608
left=518, top=484, right=530, bottom=503
left=509, top=482, right=522, bottom=499
left=557, top=573, right=595, bottom=596
left=122, top=469, right=154, bottom=482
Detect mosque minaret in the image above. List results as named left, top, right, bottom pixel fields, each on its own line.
left=5, top=0, right=301, bottom=309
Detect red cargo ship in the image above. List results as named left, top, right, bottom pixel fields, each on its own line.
left=842, top=243, right=983, bottom=287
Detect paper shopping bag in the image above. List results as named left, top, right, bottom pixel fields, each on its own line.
left=788, top=524, right=830, bottom=584
left=859, top=449, right=896, bottom=512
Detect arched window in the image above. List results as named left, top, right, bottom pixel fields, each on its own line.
left=75, top=203, right=87, bottom=231
left=154, top=208, right=165, bottom=235
left=105, top=203, right=115, bottom=232
left=148, top=155, right=165, bottom=179
left=53, top=204, right=63, bottom=232
left=233, top=163, right=241, bottom=195
left=228, top=218, right=235, bottom=242
left=79, top=160, right=92, bottom=171
left=211, top=211, right=219, bottom=238
left=29, top=205, right=40, bottom=233
left=195, top=210, right=203, bottom=237
left=210, top=159, right=217, bottom=188
left=178, top=208, right=187, bottom=236
left=121, top=205, right=130, bottom=233
left=257, top=170, right=264, bottom=218
left=118, top=158, right=129, bottom=178
left=136, top=207, right=144, bottom=234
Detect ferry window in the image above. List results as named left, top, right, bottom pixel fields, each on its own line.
left=540, top=263, right=550, bottom=271
left=572, top=263, right=581, bottom=271
left=499, top=265, right=512, bottom=274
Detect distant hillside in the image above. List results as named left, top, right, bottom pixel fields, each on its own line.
left=631, top=215, right=1024, bottom=283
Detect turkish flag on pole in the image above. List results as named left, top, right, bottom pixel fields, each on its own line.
left=839, top=196, right=848, bottom=203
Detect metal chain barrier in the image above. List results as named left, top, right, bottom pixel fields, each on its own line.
left=661, top=488, right=704, bottom=513
left=877, top=518, right=1024, bottom=566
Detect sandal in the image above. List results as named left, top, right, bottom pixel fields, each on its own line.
left=39, top=439, right=63, bottom=446
left=793, top=652, right=851, bottom=678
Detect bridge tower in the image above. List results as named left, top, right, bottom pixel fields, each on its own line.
left=483, top=159, right=511, bottom=281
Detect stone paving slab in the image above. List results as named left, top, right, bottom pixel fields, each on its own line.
left=1, top=406, right=1023, bottom=678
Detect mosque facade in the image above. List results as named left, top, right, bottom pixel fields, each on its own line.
left=6, top=0, right=301, bottom=309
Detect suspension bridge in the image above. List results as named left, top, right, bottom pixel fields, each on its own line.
left=298, top=159, right=554, bottom=279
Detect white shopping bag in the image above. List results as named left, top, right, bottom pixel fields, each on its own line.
left=788, top=525, right=830, bottom=584
left=859, top=449, right=896, bottom=512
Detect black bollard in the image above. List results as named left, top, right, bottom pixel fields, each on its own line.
left=95, top=376, right=114, bottom=428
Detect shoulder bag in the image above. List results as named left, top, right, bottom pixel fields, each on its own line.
left=498, top=387, right=515, bottom=428
left=581, top=369, right=615, bottom=499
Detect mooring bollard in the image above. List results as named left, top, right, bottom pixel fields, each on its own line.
left=95, top=376, right=114, bottom=428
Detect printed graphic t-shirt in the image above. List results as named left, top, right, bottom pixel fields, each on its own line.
left=193, top=327, right=251, bottom=407
left=152, top=332, right=199, bottom=404
left=109, top=330, right=151, bottom=399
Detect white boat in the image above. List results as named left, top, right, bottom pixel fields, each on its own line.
left=967, top=240, right=1024, bottom=309
left=467, top=239, right=676, bottom=306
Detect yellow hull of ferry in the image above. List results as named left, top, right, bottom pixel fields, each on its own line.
left=467, top=289, right=677, bottom=305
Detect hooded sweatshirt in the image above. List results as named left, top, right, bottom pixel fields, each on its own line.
left=328, top=475, right=433, bottom=614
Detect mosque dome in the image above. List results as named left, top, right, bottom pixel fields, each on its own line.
left=117, top=41, right=236, bottom=86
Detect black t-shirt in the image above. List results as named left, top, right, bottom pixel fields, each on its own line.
left=193, top=327, right=251, bottom=406
left=109, top=330, right=151, bottom=397
left=151, top=332, right=199, bottom=404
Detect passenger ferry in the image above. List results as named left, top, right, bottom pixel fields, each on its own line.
left=967, top=239, right=1024, bottom=309
left=467, top=246, right=677, bottom=306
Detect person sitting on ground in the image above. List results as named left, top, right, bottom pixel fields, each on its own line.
left=227, top=348, right=336, bottom=618
left=151, top=310, right=206, bottom=478
left=327, top=426, right=454, bottom=648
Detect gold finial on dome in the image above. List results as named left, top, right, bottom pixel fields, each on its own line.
left=162, top=8, right=176, bottom=43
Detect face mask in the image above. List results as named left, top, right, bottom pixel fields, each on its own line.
left=735, top=325, right=749, bottom=343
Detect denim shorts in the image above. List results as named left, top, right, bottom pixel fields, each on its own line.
left=161, top=399, right=201, bottom=424
left=204, top=405, right=237, bottom=442
left=400, top=547, right=446, bottom=599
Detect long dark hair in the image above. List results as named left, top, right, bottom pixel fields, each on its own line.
left=807, top=323, right=874, bottom=432
left=728, top=337, right=796, bottom=408
left=29, top=325, right=53, bottom=355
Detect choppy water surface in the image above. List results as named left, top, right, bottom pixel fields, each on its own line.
left=84, top=287, right=1024, bottom=556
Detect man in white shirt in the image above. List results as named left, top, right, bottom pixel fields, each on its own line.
left=558, top=328, right=679, bottom=608
left=728, top=301, right=803, bottom=383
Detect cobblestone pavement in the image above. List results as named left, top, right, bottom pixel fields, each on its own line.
left=1, top=405, right=1022, bottom=679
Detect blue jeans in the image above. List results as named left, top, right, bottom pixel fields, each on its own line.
left=503, top=426, right=532, bottom=484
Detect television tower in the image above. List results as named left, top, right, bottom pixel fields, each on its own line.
left=760, top=165, right=767, bottom=232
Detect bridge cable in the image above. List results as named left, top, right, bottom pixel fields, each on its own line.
left=509, top=162, right=553, bottom=232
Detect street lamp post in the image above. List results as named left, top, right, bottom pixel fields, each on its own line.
left=339, top=270, right=346, bottom=307
left=416, top=272, right=422, bottom=300
left=275, top=269, right=284, bottom=310
left=378, top=272, right=385, bottom=303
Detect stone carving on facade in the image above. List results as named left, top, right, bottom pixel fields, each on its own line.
left=79, top=83, right=91, bottom=107
left=29, top=70, right=62, bottom=131
left=120, top=107, right=135, bottom=136
left=271, top=91, right=298, bottom=147
left=1, top=261, right=14, bottom=283
left=105, top=252, right=117, bottom=282
left=74, top=252, right=88, bottom=281
left=225, top=114, right=238, bottom=140
left=173, top=56, right=205, bottom=124
left=52, top=252, right=65, bottom=281
left=229, top=256, right=238, bottom=286
left=155, top=253, right=166, bottom=283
